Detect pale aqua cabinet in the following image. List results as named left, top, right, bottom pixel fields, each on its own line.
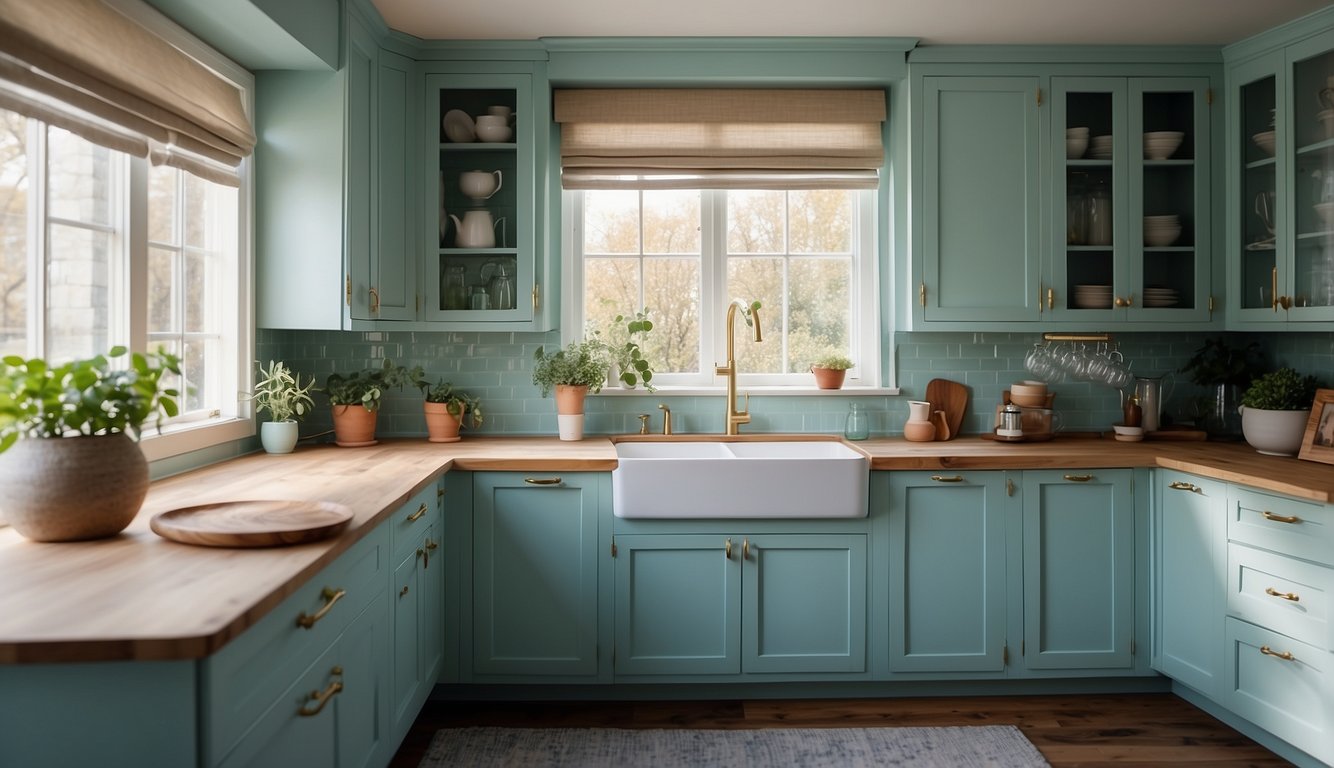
left=389, top=483, right=443, bottom=743
left=471, top=472, right=601, bottom=677
left=1021, top=469, right=1136, bottom=670
left=1153, top=470, right=1226, bottom=700
left=886, top=471, right=1011, bottom=674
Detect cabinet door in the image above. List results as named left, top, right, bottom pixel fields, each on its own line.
left=472, top=473, right=599, bottom=676
left=336, top=591, right=391, bottom=768
left=1284, top=29, right=1334, bottom=322
left=887, top=472, right=1010, bottom=674
left=367, top=49, right=417, bottom=321
left=217, top=644, right=340, bottom=768
left=1229, top=51, right=1286, bottom=322
left=917, top=76, right=1043, bottom=323
left=1154, top=471, right=1226, bottom=700
left=613, top=534, right=741, bottom=676
left=743, top=534, right=867, bottom=674
left=1021, top=469, right=1135, bottom=670
left=391, top=544, right=422, bottom=736
left=344, top=15, right=377, bottom=321
left=1225, top=617, right=1334, bottom=765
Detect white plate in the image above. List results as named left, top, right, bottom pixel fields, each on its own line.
left=443, top=109, right=475, bottom=143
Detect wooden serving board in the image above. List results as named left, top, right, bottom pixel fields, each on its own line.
left=150, top=500, right=354, bottom=548
left=925, top=378, right=968, bottom=441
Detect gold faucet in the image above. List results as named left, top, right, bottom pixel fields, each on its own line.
left=716, top=299, right=762, bottom=435
left=657, top=403, right=673, bottom=435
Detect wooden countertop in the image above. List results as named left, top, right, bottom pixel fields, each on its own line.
left=2, top=433, right=1330, bottom=664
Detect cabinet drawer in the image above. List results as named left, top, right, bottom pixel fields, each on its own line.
left=1224, top=617, right=1334, bottom=765
left=215, top=639, right=341, bottom=768
left=390, top=483, right=440, bottom=564
left=1228, top=487, right=1332, bottom=565
left=203, top=527, right=386, bottom=765
left=1228, top=543, right=1332, bottom=651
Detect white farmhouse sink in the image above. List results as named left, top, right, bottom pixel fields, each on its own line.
left=612, top=440, right=869, bottom=519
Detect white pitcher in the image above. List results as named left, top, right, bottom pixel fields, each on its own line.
left=459, top=169, right=502, bottom=201
left=450, top=210, right=506, bottom=249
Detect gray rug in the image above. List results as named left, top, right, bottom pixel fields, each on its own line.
left=419, top=725, right=1050, bottom=767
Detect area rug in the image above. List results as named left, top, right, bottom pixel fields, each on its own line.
left=419, top=725, right=1050, bottom=767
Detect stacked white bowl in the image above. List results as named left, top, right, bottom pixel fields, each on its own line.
left=1143, top=131, right=1184, bottom=160
left=1073, top=284, right=1113, bottom=309
left=1066, top=126, right=1089, bottom=159
left=1089, top=134, right=1113, bottom=160
left=1252, top=130, right=1276, bottom=157
left=1144, top=214, right=1182, bottom=247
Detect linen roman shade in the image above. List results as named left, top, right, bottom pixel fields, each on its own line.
left=554, top=89, right=886, bottom=190
left=0, top=0, right=256, bottom=185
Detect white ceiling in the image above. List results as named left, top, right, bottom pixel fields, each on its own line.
left=371, top=0, right=1329, bottom=46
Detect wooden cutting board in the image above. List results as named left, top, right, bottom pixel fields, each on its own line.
left=926, top=378, right=968, bottom=441
left=150, top=500, right=354, bottom=548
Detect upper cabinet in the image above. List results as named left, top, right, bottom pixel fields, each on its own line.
left=1227, top=22, right=1334, bottom=326
left=909, top=57, right=1221, bottom=331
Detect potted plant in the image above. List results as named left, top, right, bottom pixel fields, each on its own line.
left=607, top=309, right=657, bottom=392
left=1179, top=337, right=1264, bottom=437
left=810, top=353, right=854, bottom=390
left=0, top=347, right=180, bottom=541
left=1239, top=367, right=1321, bottom=456
left=533, top=338, right=611, bottom=441
left=243, top=360, right=316, bottom=454
left=325, top=360, right=420, bottom=447
left=417, top=377, right=483, bottom=443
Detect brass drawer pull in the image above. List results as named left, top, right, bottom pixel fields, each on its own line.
left=297, top=667, right=344, bottom=717
left=1262, top=510, right=1302, bottom=524
left=425, top=538, right=438, bottom=552
left=725, top=538, right=733, bottom=560
left=1063, top=474, right=1093, bottom=482
left=399, top=585, right=410, bottom=598
left=524, top=477, right=562, bottom=486
left=1168, top=481, right=1201, bottom=493
left=1259, top=645, right=1296, bottom=662
left=295, top=587, right=346, bottom=629
left=743, top=538, right=751, bottom=560
left=930, top=475, right=964, bottom=483
left=406, top=503, right=427, bottom=522
left=1265, top=587, right=1300, bottom=602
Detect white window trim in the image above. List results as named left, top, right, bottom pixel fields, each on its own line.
left=562, top=188, right=883, bottom=391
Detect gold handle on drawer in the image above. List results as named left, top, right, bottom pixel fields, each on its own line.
left=369, top=286, right=380, bottom=314
left=1168, top=481, right=1201, bottom=493
left=295, top=587, right=346, bottom=629
left=406, top=503, right=427, bottom=522
left=524, top=477, right=562, bottom=486
left=297, top=667, right=344, bottom=717
left=1259, top=645, right=1296, bottom=662
left=1265, top=587, right=1300, bottom=602
left=1047, top=287, right=1054, bottom=310
left=725, top=538, right=733, bottom=560
left=1262, top=510, right=1302, bottom=524
left=930, top=475, right=964, bottom=483
left=424, top=538, right=438, bottom=569
left=743, top=538, right=751, bottom=560
left=425, top=538, right=438, bottom=552
left=1063, top=474, right=1093, bottom=482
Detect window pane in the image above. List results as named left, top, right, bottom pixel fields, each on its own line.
left=46, top=223, right=110, bottom=361
left=583, top=190, right=639, bottom=254
left=185, top=249, right=207, bottom=333
left=584, top=257, right=641, bottom=337
left=182, top=338, right=210, bottom=412
left=642, top=190, right=700, bottom=254
left=789, top=190, right=854, bottom=253
left=47, top=128, right=112, bottom=225
left=727, top=190, right=784, bottom=254
left=148, top=245, right=176, bottom=331
left=0, top=110, right=29, bottom=358
left=727, top=256, right=784, bottom=374
left=184, top=172, right=207, bottom=248
left=788, top=257, right=852, bottom=372
left=148, top=165, right=176, bottom=244
left=644, top=258, right=700, bottom=373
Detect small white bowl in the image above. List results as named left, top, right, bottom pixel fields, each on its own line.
left=1319, top=110, right=1334, bottom=140
left=1112, top=424, right=1143, bottom=437
left=1315, top=202, right=1334, bottom=229
left=1011, top=381, right=1048, bottom=397
left=1066, top=126, right=1090, bottom=137
left=1252, top=131, right=1276, bottom=157
left=1144, top=226, right=1182, bottom=247
left=1066, top=137, right=1088, bottom=159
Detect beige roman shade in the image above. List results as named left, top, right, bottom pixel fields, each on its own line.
left=0, top=0, right=256, bottom=185
left=554, top=89, right=886, bottom=190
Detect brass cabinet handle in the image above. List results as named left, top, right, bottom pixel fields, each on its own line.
left=1168, top=481, right=1201, bottom=493
left=532, top=283, right=540, bottom=312
left=1038, top=282, right=1043, bottom=314
left=1259, top=645, right=1296, bottom=662
left=1279, top=295, right=1292, bottom=310
left=524, top=477, right=562, bottom=486
left=399, top=585, right=410, bottom=598
left=297, top=667, right=344, bottom=717
left=1265, top=587, right=1300, bottom=602
left=725, top=538, right=732, bottom=560
left=406, top=503, right=427, bottom=522
left=1262, top=510, right=1302, bottom=524
left=295, top=587, right=346, bottom=629
left=345, top=274, right=351, bottom=306
left=425, top=538, right=438, bottom=552
left=1063, top=474, right=1093, bottom=482
left=424, top=538, right=437, bottom=569
left=930, top=475, right=964, bottom=483
left=1047, top=287, right=1054, bottom=310
left=369, top=286, right=380, bottom=314
left=743, top=538, right=751, bottom=560
left=919, top=281, right=926, bottom=308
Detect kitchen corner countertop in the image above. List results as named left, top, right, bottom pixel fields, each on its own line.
left=2, top=434, right=1331, bottom=665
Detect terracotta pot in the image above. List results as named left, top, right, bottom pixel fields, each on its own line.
left=424, top=401, right=464, bottom=443
left=331, top=404, right=378, bottom=447
left=260, top=420, right=299, bottom=454
left=811, top=366, right=847, bottom=390
left=0, top=432, right=148, bottom=541
left=554, top=385, right=588, bottom=441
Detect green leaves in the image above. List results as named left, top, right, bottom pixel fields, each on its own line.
left=1241, top=368, right=1322, bottom=411
left=244, top=360, right=316, bottom=423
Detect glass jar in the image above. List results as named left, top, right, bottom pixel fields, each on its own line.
left=1086, top=177, right=1113, bottom=246
left=1066, top=173, right=1087, bottom=245
left=844, top=403, right=869, bottom=441
left=442, top=265, right=468, bottom=310
left=469, top=285, right=491, bottom=310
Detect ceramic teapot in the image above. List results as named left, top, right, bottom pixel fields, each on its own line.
left=459, top=169, right=502, bottom=201
left=450, top=210, right=506, bottom=249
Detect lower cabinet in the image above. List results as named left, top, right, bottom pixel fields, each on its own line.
left=612, top=533, right=868, bottom=677
left=1224, top=616, right=1334, bottom=764
left=390, top=490, right=444, bottom=743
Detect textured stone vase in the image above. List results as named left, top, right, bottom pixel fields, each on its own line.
left=0, top=432, right=149, bottom=541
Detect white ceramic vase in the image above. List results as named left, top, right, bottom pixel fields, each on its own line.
left=1239, top=406, right=1308, bottom=456
left=260, top=420, right=299, bottom=454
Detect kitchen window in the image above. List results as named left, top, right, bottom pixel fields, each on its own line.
left=565, top=187, right=879, bottom=388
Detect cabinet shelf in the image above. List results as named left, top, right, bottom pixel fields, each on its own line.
left=1143, top=159, right=1195, bottom=167
left=439, top=142, right=517, bottom=152
left=1143, top=246, right=1196, bottom=253
left=1068, top=159, right=1113, bottom=167
left=438, top=247, right=519, bottom=256
left=1296, top=137, right=1334, bottom=155
left=1244, top=157, right=1277, bottom=170
left=1296, top=230, right=1334, bottom=242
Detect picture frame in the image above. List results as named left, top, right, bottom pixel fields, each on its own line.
left=1298, top=388, right=1334, bottom=465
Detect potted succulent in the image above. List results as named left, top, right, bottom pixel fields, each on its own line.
left=1179, top=337, right=1264, bottom=437
left=243, top=360, right=316, bottom=454
left=0, top=347, right=180, bottom=541
left=417, top=377, right=483, bottom=443
left=325, top=360, right=421, bottom=447
left=607, top=309, right=657, bottom=392
left=1239, top=367, right=1321, bottom=456
left=810, top=353, right=854, bottom=390
left=533, top=338, right=612, bottom=441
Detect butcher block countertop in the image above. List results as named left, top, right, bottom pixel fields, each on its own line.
left=2, top=434, right=1330, bottom=665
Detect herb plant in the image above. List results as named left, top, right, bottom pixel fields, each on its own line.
left=1241, top=367, right=1321, bottom=411
left=244, top=360, right=316, bottom=423
left=417, top=378, right=483, bottom=428
left=812, top=353, right=854, bottom=371
left=532, top=338, right=612, bottom=397
left=608, top=309, right=656, bottom=392
left=1180, top=337, right=1265, bottom=388
left=325, top=360, right=422, bottom=412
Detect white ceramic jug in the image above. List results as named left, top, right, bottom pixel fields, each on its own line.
left=459, top=170, right=502, bottom=200
left=450, top=210, right=505, bottom=249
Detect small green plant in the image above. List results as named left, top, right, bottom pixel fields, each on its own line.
left=532, top=338, right=612, bottom=397
left=608, top=308, right=656, bottom=392
left=1241, top=367, right=1321, bottom=411
left=0, top=346, right=181, bottom=453
left=243, top=360, right=315, bottom=423
left=1180, top=337, right=1265, bottom=388
left=325, top=360, right=422, bottom=412
left=812, top=353, right=854, bottom=371
left=417, top=378, right=483, bottom=428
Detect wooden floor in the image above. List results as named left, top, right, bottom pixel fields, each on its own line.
left=388, top=693, right=1291, bottom=767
